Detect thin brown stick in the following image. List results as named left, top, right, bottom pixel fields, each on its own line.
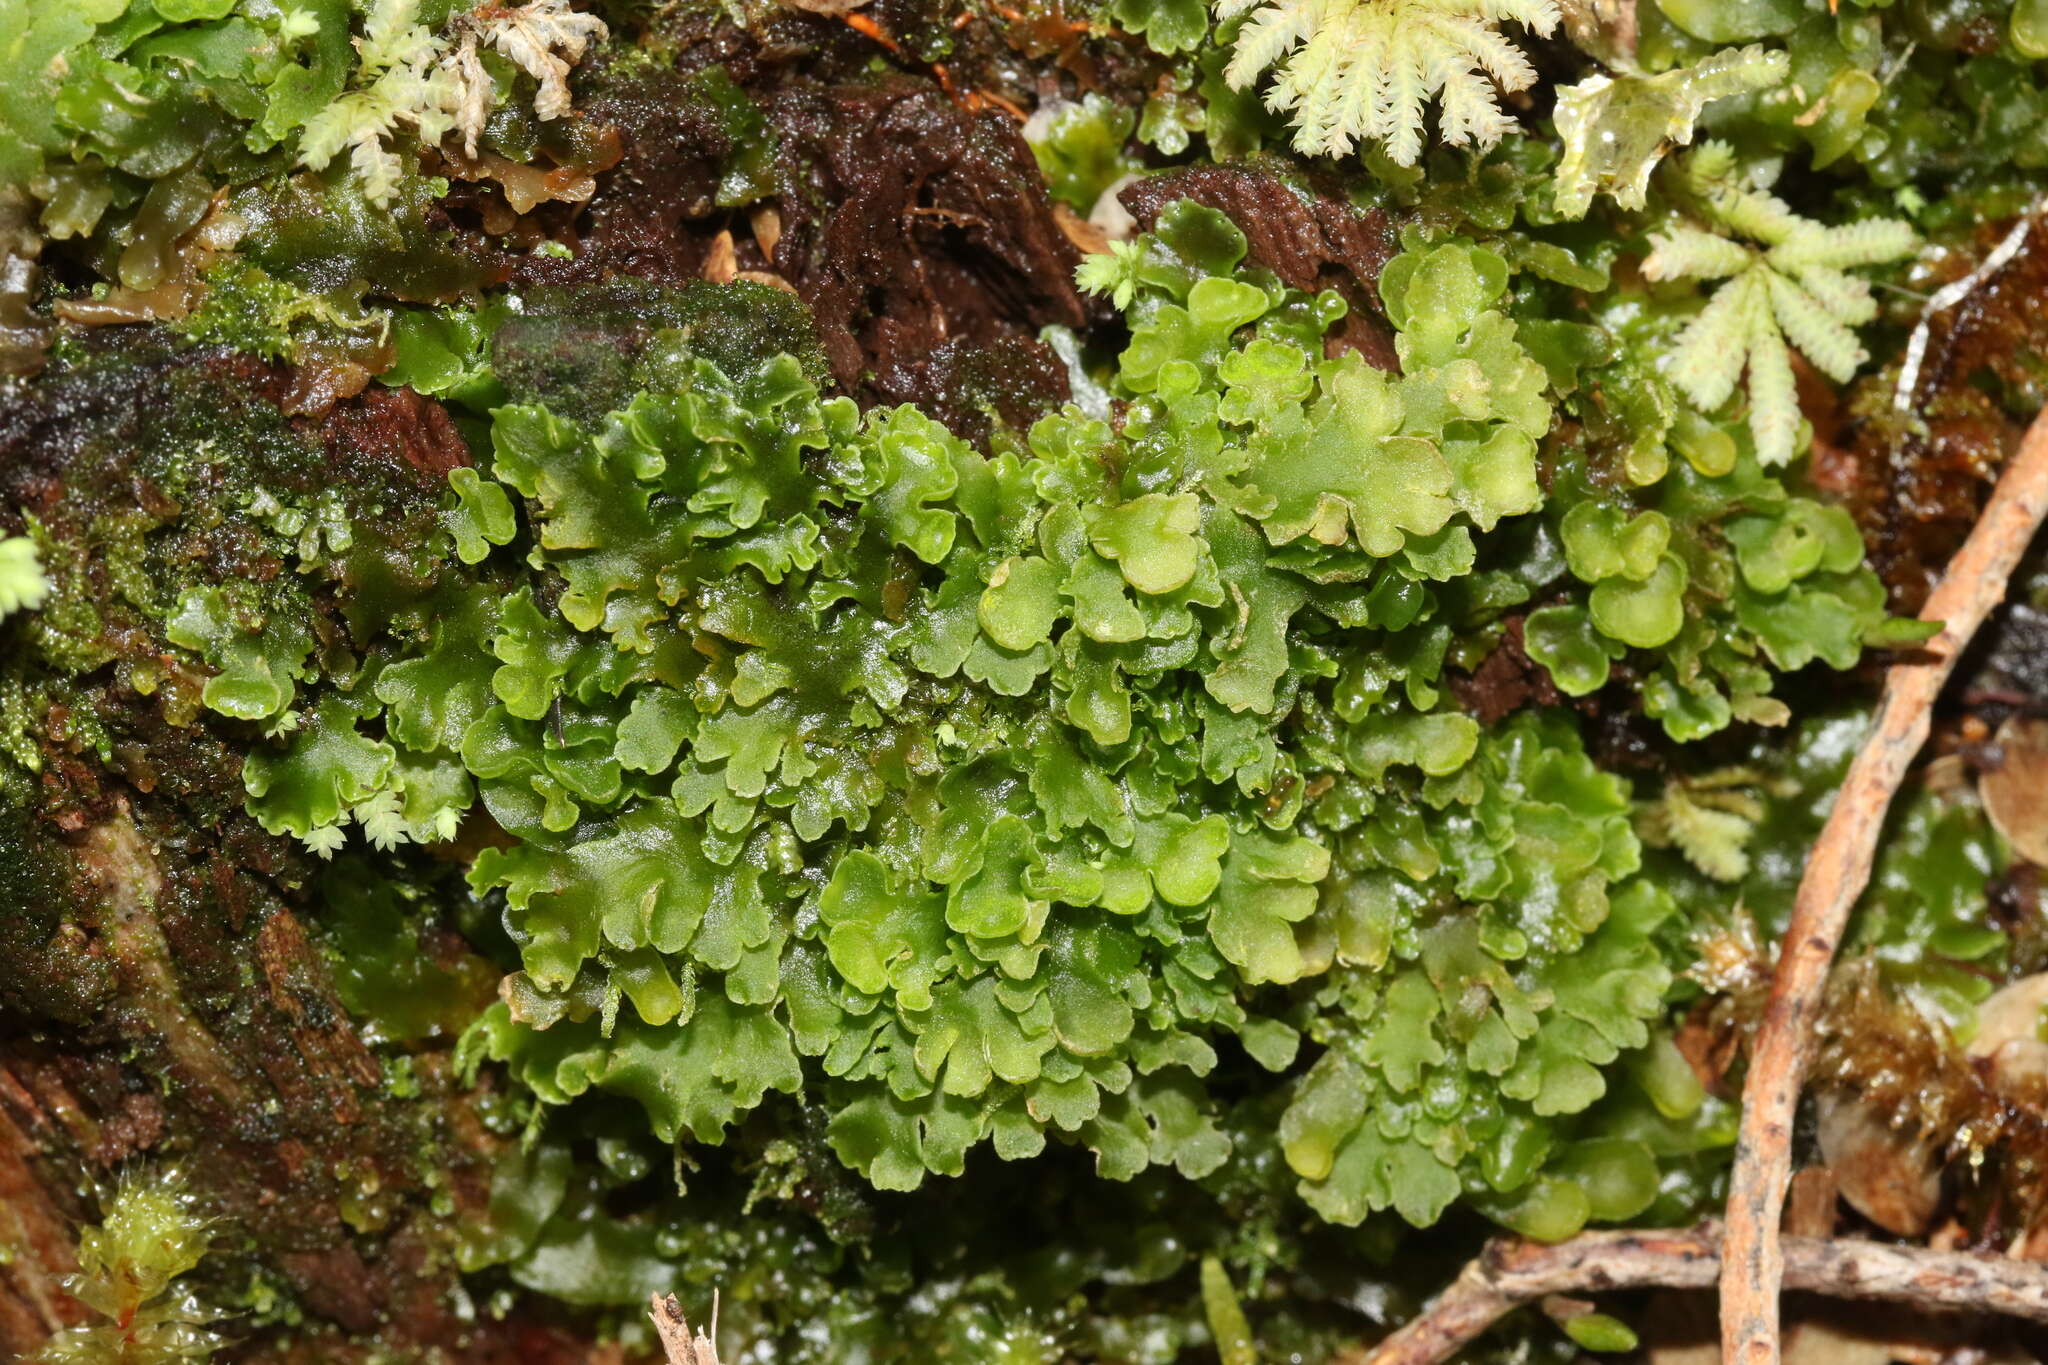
left=650, top=1291, right=722, bottom=1365
left=1721, top=406, right=2048, bottom=1365
left=1361, top=1222, right=2048, bottom=1365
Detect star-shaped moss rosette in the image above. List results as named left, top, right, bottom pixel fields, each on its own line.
left=1643, top=143, right=1916, bottom=467
left=1212, top=0, right=1561, bottom=165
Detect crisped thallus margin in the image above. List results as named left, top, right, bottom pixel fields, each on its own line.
left=1362, top=298, right=2048, bottom=1365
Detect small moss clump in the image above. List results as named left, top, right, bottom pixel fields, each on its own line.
left=34, top=1167, right=223, bottom=1364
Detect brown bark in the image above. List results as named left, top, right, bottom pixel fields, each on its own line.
left=0, top=799, right=516, bottom=1361
left=0, top=1077, right=86, bottom=1356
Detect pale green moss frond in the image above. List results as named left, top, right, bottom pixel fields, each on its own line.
left=1763, top=270, right=1865, bottom=383
left=1217, top=0, right=1561, bottom=165
left=1075, top=238, right=1147, bottom=309
left=354, top=788, right=412, bottom=851
left=450, top=0, right=608, bottom=139
left=1682, top=138, right=1742, bottom=188
left=0, top=535, right=49, bottom=622
left=1661, top=268, right=1755, bottom=412
left=1711, top=185, right=1804, bottom=246
left=298, top=0, right=606, bottom=205
left=1787, top=264, right=1877, bottom=326
left=1644, top=143, right=1916, bottom=466
left=1745, top=303, right=1799, bottom=471
left=1637, top=769, right=1770, bottom=883
left=1771, top=216, right=1922, bottom=272
left=297, top=0, right=463, bottom=203
left=1639, top=224, right=1752, bottom=280
left=302, top=823, right=348, bottom=858
left=32, top=1167, right=222, bottom=1364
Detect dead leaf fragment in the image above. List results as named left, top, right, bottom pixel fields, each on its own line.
left=442, top=149, right=600, bottom=215
left=1053, top=203, right=1109, bottom=256
left=750, top=204, right=782, bottom=261
left=1813, top=1089, right=1942, bottom=1236
left=702, top=230, right=738, bottom=285
left=735, top=270, right=799, bottom=295
left=1982, top=715, right=2048, bottom=867
left=1784, top=1165, right=1838, bottom=1239
left=1968, top=972, right=2048, bottom=1089
left=1556, top=0, right=1637, bottom=69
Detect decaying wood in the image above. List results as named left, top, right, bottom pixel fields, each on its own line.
left=1722, top=401, right=2048, bottom=1365
left=650, top=1291, right=722, bottom=1365
left=84, top=808, right=251, bottom=1110
left=1359, top=1222, right=2048, bottom=1365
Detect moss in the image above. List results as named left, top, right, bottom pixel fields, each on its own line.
left=31, top=1166, right=224, bottom=1365
left=489, top=277, right=828, bottom=423
left=13, top=2, right=2048, bottom=1361
left=174, top=261, right=389, bottom=368
left=318, top=867, right=500, bottom=1047
left=233, top=174, right=500, bottom=306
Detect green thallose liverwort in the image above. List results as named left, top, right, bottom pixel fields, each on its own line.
left=9, top=0, right=2046, bottom=1354
left=2019, top=0, right=2048, bottom=58
left=200, top=204, right=1857, bottom=1242
left=1523, top=443, right=1928, bottom=740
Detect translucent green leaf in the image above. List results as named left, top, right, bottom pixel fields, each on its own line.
left=1564, top=1313, right=1640, bottom=1354
left=979, top=555, right=1066, bottom=652
left=1552, top=46, right=1788, bottom=217
left=1589, top=556, right=1688, bottom=649
left=1201, top=1256, right=1258, bottom=1365
left=1523, top=605, right=1612, bottom=697
left=1090, top=493, right=1204, bottom=595
left=446, top=467, right=517, bottom=565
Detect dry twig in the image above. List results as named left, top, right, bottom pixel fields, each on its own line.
left=650, top=1291, right=722, bottom=1365
left=1721, top=403, right=2048, bottom=1364
left=1360, top=1222, right=2048, bottom=1365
